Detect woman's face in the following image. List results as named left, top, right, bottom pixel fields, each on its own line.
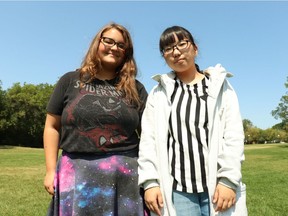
left=98, top=28, right=126, bottom=70
left=162, top=34, right=197, bottom=73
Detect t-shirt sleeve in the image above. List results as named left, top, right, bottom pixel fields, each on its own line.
left=136, top=80, right=148, bottom=116
left=46, top=72, right=74, bottom=115
left=135, top=80, right=148, bottom=136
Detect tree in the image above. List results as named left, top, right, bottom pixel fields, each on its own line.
left=0, top=81, right=7, bottom=142
left=2, top=82, right=54, bottom=147
left=245, top=127, right=262, bottom=144
left=242, top=119, right=253, bottom=132
left=272, top=77, right=288, bottom=130
left=0, top=81, right=6, bottom=120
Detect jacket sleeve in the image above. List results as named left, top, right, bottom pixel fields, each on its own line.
left=217, top=80, right=245, bottom=188
left=138, top=88, right=161, bottom=189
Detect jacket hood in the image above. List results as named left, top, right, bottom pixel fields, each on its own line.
left=152, top=64, right=233, bottom=99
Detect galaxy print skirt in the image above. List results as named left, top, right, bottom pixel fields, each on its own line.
left=47, top=150, right=149, bottom=216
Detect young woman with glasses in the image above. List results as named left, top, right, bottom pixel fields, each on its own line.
left=43, top=22, right=148, bottom=215
left=138, top=26, right=247, bottom=216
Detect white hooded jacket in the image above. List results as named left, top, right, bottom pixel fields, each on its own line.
left=138, top=64, right=247, bottom=216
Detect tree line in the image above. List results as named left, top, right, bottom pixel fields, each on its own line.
left=243, top=119, right=287, bottom=144
left=0, top=77, right=287, bottom=148
left=244, top=77, right=288, bottom=144
left=0, top=81, right=54, bottom=148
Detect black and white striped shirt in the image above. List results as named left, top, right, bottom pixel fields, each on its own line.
left=168, top=76, right=209, bottom=193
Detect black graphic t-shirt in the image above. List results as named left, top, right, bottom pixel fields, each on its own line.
left=47, top=71, right=148, bottom=153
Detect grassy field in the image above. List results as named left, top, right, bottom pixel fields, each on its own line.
left=242, top=144, right=288, bottom=216
left=0, top=144, right=288, bottom=216
left=0, top=146, right=51, bottom=216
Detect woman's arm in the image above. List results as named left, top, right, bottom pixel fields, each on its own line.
left=217, top=80, right=245, bottom=186
left=43, top=113, right=61, bottom=195
left=138, top=91, right=160, bottom=186
left=213, top=80, right=245, bottom=212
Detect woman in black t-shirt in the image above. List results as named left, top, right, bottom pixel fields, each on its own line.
left=43, top=22, right=148, bottom=216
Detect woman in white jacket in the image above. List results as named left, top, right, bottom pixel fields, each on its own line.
left=138, top=26, right=247, bottom=216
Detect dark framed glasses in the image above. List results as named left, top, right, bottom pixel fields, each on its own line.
left=100, top=37, right=126, bottom=51
left=162, top=40, right=190, bottom=55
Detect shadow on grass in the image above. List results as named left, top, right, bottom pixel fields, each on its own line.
left=278, top=143, right=288, bottom=148
left=0, top=145, right=16, bottom=149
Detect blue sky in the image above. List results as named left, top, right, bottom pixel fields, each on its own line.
left=0, top=1, right=287, bottom=129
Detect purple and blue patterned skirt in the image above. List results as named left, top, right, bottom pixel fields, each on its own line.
left=47, top=150, right=149, bottom=216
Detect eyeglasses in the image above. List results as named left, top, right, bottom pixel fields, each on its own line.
left=162, top=40, right=190, bottom=55
left=100, top=37, right=126, bottom=51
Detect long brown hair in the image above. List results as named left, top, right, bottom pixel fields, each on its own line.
left=79, top=22, right=140, bottom=106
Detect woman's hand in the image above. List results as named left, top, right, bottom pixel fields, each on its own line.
left=44, top=171, right=55, bottom=195
left=213, top=183, right=236, bottom=212
left=144, top=186, right=164, bottom=216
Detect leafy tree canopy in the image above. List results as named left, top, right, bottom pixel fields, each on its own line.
left=272, top=77, right=288, bottom=130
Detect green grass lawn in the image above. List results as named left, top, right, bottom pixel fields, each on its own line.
left=0, top=146, right=51, bottom=216
left=242, top=144, right=288, bottom=216
left=0, top=144, right=288, bottom=215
